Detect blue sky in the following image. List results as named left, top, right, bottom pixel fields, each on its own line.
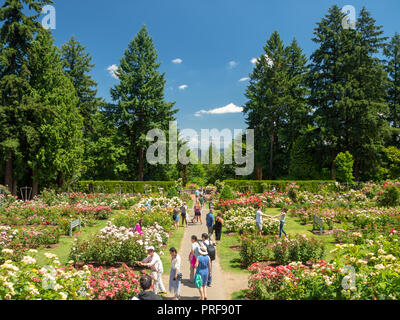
left=46, top=0, right=400, bottom=147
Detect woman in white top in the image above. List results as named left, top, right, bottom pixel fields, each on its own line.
left=169, top=247, right=181, bottom=300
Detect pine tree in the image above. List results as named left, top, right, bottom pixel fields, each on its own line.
left=309, top=5, right=390, bottom=181
left=0, top=0, right=53, bottom=194
left=61, top=36, right=101, bottom=129
left=26, top=29, right=84, bottom=192
left=244, top=30, right=288, bottom=180
left=111, top=25, right=177, bottom=181
left=384, top=33, right=400, bottom=146
left=280, top=38, right=311, bottom=171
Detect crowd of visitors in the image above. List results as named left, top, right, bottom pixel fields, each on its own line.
left=131, top=188, right=288, bottom=300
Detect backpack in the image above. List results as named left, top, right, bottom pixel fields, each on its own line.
left=172, top=213, right=177, bottom=221
left=204, top=241, right=216, bottom=261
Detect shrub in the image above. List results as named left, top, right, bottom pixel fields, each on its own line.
left=377, top=185, right=400, bottom=207
left=167, top=187, right=178, bottom=199
left=240, top=236, right=272, bottom=268
left=334, top=152, right=354, bottom=183
left=271, top=234, right=325, bottom=265
left=88, top=264, right=141, bottom=300
left=77, top=181, right=175, bottom=194
left=219, top=185, right=234, bottom=201
left=223, top=180, right=335, bottom=194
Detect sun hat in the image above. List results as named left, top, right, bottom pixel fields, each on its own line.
left=146, top=246, right=155, bottom=251
left=199, top=245, right=208, bottom=256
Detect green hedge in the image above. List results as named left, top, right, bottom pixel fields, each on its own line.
left=223, top=180, right=336, bottom=193
left=77, top=181, right=175, bottom=194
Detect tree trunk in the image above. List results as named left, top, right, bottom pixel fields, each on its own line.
left=57, top=172, right=64, bottom=189
left=354, top=159, right=360, bottom=182
left=32, top=170, right=39, bottom=197
left=5, top=157, right=13, bottom=193
left=255, top=163, right=263, bottom=180
left=331, top=154, right=336, bottom=180
left=138, top=148, right=144, bottom=181
left=269, top=133, right=274, bottom=180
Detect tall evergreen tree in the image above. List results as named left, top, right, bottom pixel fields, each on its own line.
left=26, top=29, right=84, bottom=193
left=61, top=36, right=101, bottom=129
left=111, top=25, right=177, bottom=181
left=280, top=38, right=311, bottom=174
left=0, top=0, right=53, bottom=194
left=244, top=31, right=288, bottom=180
left=384, top=33, right=400, bottom=146
left=309, top=5, right=389, bottom=181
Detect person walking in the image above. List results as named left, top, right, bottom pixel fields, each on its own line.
left=136, top=246, right=166, bottom=295
left=180, top=202, right=188, bottom=227
left=214, top=212, right=224, bottom=241
left=206, top=209, right=215, bottom=241
left=189, top=235, right=201, bottom=282
left=201, top=233, right=215, bottom=287
left=173, top=205, right=180, bottom=230
left=192, top=201, right=202, bottom=224
left=199, top=194, right=204, bottom=208
left=269, top=208, right=288, bottom=238
left=256, top=206, right=269, bottom=235
left=194, top=245, right=211, bottom=300
left=169, top=247, right=181, bottom=300
left=132, top=275, right=162, bottom=300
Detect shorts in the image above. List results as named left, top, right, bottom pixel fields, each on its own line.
left=256, top=222, right=262, bottom=231
left=195, top=211, right=201, bottom=217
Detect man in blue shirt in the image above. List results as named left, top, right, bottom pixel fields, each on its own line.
left=206, top=209, right=215, bottom=241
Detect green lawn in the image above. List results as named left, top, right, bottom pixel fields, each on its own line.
left=161, top=226, right=185, bottom=272
left=217, top=208, right=338, bottom=276
left=36, top=219, right=109, bottom=266
left=217, top=230, right=249, bottom=275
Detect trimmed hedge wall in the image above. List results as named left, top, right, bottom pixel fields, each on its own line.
left=223, top=180, right=336, bottom=193
left=77, top=181, right=175, bottom=194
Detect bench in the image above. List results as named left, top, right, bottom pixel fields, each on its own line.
left=70, top=217, right=81, bottom=236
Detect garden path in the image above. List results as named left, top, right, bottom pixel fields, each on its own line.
left=162, top=194, right=248, bottom=300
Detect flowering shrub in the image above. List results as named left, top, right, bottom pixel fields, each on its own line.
left=88, top=264, right=141, bottom=300
left=247, top=233, right=400, bottom=300
left=271, top=234, right=325, bottom=265
left=240, top=236, right=273, bottom=268
left=69, top=222, right=168, bottom=267
left=112, top=207, right=174, bottom=232
left=223, top=207, right=279, bottom=235
left=377, top=182, right=400, bottom=207
left=0, top=250, right=92, bottom=300
left=286, top=183, right=300, bottom=202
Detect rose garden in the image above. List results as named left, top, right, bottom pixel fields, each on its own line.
left=1, top=180, right=399, bottom=300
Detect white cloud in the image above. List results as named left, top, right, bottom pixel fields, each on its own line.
left=228, top=61, right=238, bottom=69
left=179, top=84, right=188, bottom=90
left=107, top=64, right=119, bottom=79
left=194, top=103, right=243, bottom=117
left=239, top=77, right=250, bottom=82
left=172, top=58, right=183, bottom=64
left=251, top=55, right=273, bottom=67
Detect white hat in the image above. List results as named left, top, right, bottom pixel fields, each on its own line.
left=199, top=246, right=208, bottom=256
left=146, top=246, right=155, bottom=251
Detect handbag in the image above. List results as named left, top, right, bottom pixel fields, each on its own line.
left=177, top=272, right=183, bottom=281
left=190, top=255, right=196, bottom=268
left=194, top=271, right=203, bottom=289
